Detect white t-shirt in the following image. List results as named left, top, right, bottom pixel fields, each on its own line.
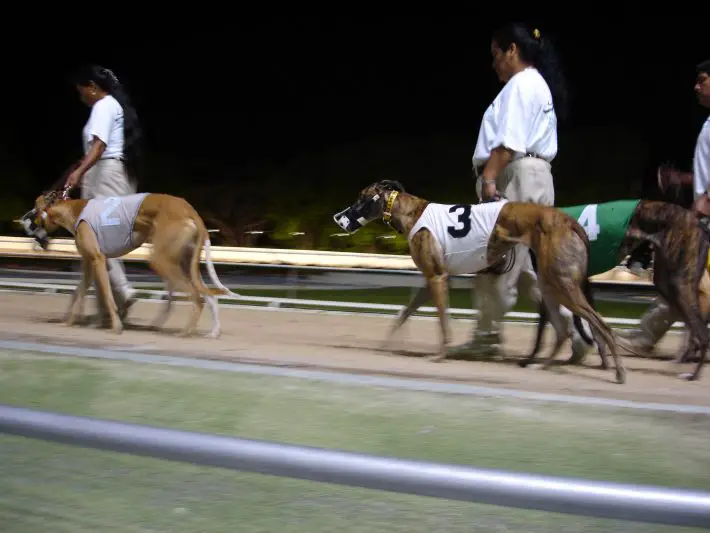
left=408, top=199, right=509, bottom=275
left=82, top=94, right=124, bottom=159
left=693, top=115, right=710, bottom=199
left=472, top=67, right=558, bottom=167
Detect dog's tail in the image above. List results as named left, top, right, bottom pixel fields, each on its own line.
left=573, top=277, right=595, bottom=345
left=566, top=214, right=597, bottom=346
left=200, top=235, right=242, bottom=300
left=187, top=218, right=242, bottom=300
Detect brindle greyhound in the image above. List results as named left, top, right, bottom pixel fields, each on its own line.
left=530, top=200, right=710, bottom=381
left=616, top=201, right=710, bottom=381
left=18, top=187, right=241, bottom=338
left=333, top=180, right=627, bottom=384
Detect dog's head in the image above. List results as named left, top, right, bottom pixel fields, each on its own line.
left=333, top=180, right=406, bottom=233
left=16, top=188, right=71, bottom=250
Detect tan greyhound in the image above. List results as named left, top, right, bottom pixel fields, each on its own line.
left=19, top=187, right=240, bottom=338
left=333, top=180, right=627, bottom=384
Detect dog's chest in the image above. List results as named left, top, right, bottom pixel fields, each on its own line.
left=76, top=193, right=150, bottom=258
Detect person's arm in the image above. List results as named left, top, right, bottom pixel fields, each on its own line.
left=66, top=138, right=106, bottom=187
left=481, top=147, right=514, bottom=200
left=65, top=99, right=113, bottom=188
left=481, top=80, right=530, bottom=201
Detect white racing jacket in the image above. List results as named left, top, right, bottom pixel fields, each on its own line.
left=75, top=193, right=150, bottom=258
left=407, top=199, right=509, bottom=275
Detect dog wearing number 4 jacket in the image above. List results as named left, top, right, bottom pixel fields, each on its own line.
left=528, top=199, right=710, bottom=382
left=333, top=180, right=628, bottom=384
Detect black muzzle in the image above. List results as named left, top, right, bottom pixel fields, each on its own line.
left=333, top=194, right=383, bottom=234
left=18, top=209, right=49, bottom=250
left=333, top=206, right=368, bottom=233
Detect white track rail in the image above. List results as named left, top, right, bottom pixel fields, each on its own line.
left=0, top=279, right=683, bottom=328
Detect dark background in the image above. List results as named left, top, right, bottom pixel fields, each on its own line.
left=1, top=17, right=707, bottom=249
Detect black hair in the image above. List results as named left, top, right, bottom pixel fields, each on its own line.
left=492, top=22, right=569, bottom=123
left=697, top=60, right=710, bottom=76
left=71, top=65, right=144, bottom=182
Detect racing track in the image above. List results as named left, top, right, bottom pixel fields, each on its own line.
left=0, top=291, right=706, bottom=408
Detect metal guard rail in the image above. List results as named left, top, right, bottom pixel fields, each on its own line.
left=0, top=404, right=708, bottom=528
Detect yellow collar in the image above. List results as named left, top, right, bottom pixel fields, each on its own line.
left=382, top=191, right=398, bottom=224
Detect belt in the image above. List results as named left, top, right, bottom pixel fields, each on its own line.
left=473, top=152, right=545, bottom=178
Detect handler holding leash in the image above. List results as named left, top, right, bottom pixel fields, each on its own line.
left=64, top=65, right=144, bottom=325
left=620, top=59, right=710, bottom=352
left=452, top=22, right=588, bottom=359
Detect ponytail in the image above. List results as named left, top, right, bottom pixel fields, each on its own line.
left=492, top=23, right=570, bottom=123
left=71, top=65, right=145, bottom=182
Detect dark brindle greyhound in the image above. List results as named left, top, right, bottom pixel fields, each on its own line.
left=616, top=201, right=710, bottom=381
left=333, top=180, right=627, bottom=384
left=530, top=199, right=710, bottom=381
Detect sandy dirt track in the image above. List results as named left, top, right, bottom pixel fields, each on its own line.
left=0, top=291, right=707, bottom=407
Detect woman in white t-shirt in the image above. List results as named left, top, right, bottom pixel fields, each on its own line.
left=64, top=65, right=145, bottom=326
left=451, top=23, right=586, bottom=359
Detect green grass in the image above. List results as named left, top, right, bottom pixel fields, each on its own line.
left=0, top=350, right=707, bottom=532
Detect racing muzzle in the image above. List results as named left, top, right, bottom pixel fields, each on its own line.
left=17, top=209, right=49, bottom=250
left=332, top=194, right=382, bottom=234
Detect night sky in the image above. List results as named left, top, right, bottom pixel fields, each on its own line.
left=2, top=17, right=708, bottom=202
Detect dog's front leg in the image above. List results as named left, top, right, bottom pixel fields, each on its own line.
left=75, top=222, right=123, bottom=334
left=427, top=274, right=451, bottom=362
left=382, top=284, right=431, bottom=351
left=65, top=259, right=94, bottom=327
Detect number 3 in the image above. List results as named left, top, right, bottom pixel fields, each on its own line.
left=447, top=204, right=472, bottom=238
left=99, top=196, right=121, bottom=227
left=578, top=204, right=600, bottom=241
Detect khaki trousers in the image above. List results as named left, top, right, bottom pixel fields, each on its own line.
left=473, top=157, right=574, bottom=340
left=80, top=159, right=137, bottom=314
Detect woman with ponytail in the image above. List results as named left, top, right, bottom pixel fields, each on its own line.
left=452, top=23, right=585, bottom=360
left=65, top=65, right=144, bottom=325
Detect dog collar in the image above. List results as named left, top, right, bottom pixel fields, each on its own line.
left=382, top=191, right=399, bottom=225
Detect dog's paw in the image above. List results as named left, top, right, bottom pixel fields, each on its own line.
left=205, top=329, right=220, bottom=339
left=616, top=369, right=627, bottom=385
left=679, top=372, right=699, bottom=381
left=527, top=363, right=544, bottom=370
left=427, top=353, right=447, bottom=363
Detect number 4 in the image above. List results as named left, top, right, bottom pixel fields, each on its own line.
left=578, top=204, right=600, bottom=241
left=99, top=196, right=121, bottom=227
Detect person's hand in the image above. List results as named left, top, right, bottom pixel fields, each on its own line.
left=481, top=180, right=500, bottom=202
left=65, top=168, right=83, bottom=189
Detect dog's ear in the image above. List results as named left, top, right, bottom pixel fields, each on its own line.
left=378, top=180, right=405, bottom=193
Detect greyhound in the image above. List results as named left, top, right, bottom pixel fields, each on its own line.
left=19, top=187, right=240, bottom=338
left=333, top=180, right=627, bottom=384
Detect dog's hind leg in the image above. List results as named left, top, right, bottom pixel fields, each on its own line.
left=563, top=292, right=627, bottom=384
left=149, top=222, right=204, bottom=337
left=671, top=283, right=709, bottom=381
left=151, top=282, right=174, bottom=330
left=520, top=300, right=550, bottom=367
left=151, top=256, right=201, bottom=337
left=527, top=289, right=572, bottom=370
